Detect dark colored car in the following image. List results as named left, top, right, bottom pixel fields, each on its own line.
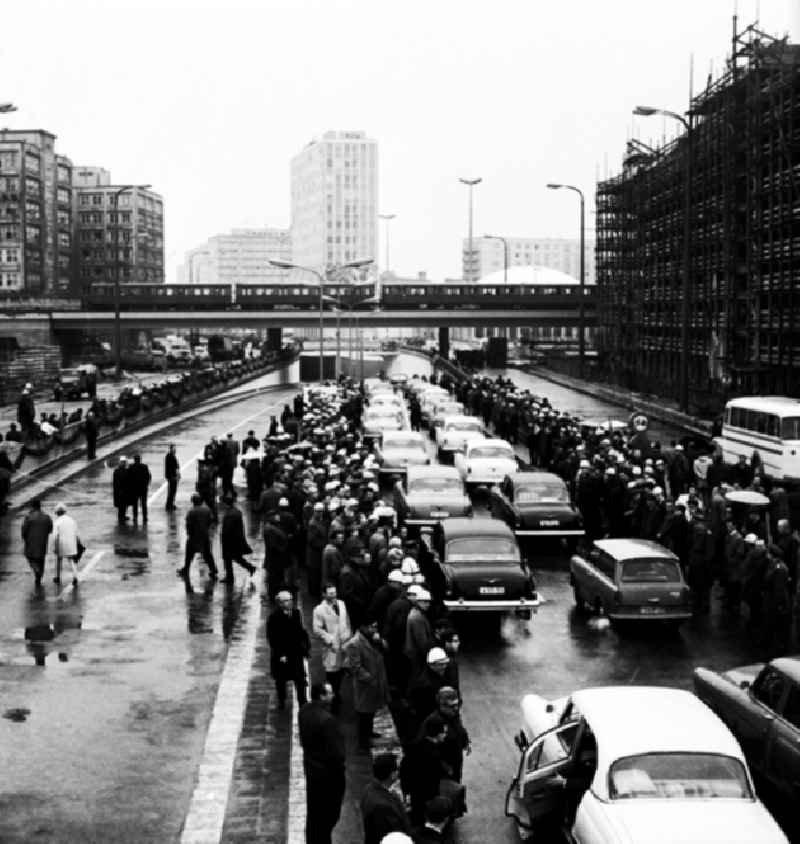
left=53, top=365, right=97, bottom=400
left=489, top=471, right=584, bottom=539
left=427, top=517, right=539, bottom=619
left=393, top=465, right=471, bottom=528
left=694, top=657, right=800, bottom=802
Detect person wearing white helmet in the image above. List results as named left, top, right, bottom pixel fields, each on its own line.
left=368, top=568, right=407, bottom=631
left=404, top=587, right=433, bottom=682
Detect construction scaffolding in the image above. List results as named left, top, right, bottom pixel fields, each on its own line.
left=596, top=19, right=800, bottom=411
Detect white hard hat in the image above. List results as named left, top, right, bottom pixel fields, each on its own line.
left=426, top=646, right=448, bottom=664
left=401, top=558, right=420, bottom=575
left=387, top=570, right=405, bottom=584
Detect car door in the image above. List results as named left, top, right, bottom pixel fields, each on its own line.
left=505, top=721, right=580, bottom=832
left=731, top=666, right=787, bottom=775
left=765, top=678, right=800, bottom=799
left=490, top=477, right=513, bottom=525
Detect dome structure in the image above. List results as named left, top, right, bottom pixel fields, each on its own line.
left=476, top=264, right=594, bottom=286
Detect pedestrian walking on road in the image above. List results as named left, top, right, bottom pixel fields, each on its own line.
left=128, top=453, right=151, bottom=524
left=263, top=512, right=290, bottom=599
left=266, top=590, right=309, bottom=710
left=52, top=502, right=82, bottom=586
left=312, top=583, right=352, bottom=715
left=219, top=492, right=256, bottom=583
left=360, top=752, right=412, bottom=844
left=164, top=444, right=180, bottom=511
left=21, top=499, right=52, bottom=587
left=298, top=682, right=346, bottom=844
left=17, top=386, right=35, bottom=433
left=177, top=493, right=218, bottom=580
left=219, top=432, right=239, bottom=496
left=84, top=411, right=98, bottom=460
left=113, top=456, right=131, bottom=523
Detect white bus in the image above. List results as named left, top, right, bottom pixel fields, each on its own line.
left=716, top=396, right=800, bottom=480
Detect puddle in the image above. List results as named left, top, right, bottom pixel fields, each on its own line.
left=114, top=546, right=150, bottom=558
left=3, top=707, right=31, bottom=722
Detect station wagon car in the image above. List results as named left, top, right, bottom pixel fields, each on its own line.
left=489, top=471, right=584, bottom=538
left=694, top=657, right=800, bottom=804
left=506, top=686, right=787, bottom=844
left=393, top=465, right=472, bottom=527
left=435, top=415, right=486, bottom=461
left=427, top=517, right=538, bottom=617
left=454, top=437, right=518, bottom=488
left=374, top=430, right=430, bottom=476
left=570, top=539, right=692, bottom=628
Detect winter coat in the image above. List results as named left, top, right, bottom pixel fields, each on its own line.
left=360, top=780, right=412, bottom=844
left=267, top=608, right=309, bottom=677
left=52, top=513, right=79, bottom=558
left=21, top=510, right=53, bottom=559
left=344, top=630, right=389, bottom=714
left=220, top=505, right=252, bottom=558
left=404, top=607, right=433, bottom=679
left=185, top=502, right=214, bottom=551
left=112, top=465, right=130, bottom=507
left=127, top=461, right=151, bottom=495
left=312, top=599, right=352, bottom=672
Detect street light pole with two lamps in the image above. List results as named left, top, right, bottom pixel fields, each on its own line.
left=459, top=177, right=482, bottom=282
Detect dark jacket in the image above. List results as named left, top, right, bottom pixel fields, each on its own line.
left=344, top=630, right=389, bottom=714
left=360, top=780, right=412, bottom=844
left=112, top=465, right=130, bottom=508
left=127, top=461, right=151, bottom=495
left=298, top=699, right=345, bottom=779
left=21, top=509, right=53, bottom=559
left=220, top=505, right=251, bottom=558
left=267, top=608, right=309, bottom=677
left=164, top=451, right=180, bottom=480
left=185, top=502, right=214, bottom=550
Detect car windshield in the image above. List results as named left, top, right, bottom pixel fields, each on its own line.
left=436, top=404, right=462, bottom=415
left=620, top=559, right=682, bottom=582
left=470, top=445, right=513, bottom=460
left=609, top=753, right=752, bottom=800
left=446, top=421, right=482, bottom=433
left=409, top=477, right=462, bottom=495
left=516, top=483, right=568, bottom=504
left=384, top=438, right=425, bottom=451
left=447, top=537, right=519, bottom=561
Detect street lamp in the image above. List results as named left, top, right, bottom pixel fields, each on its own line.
left=113, top=183, right=151, bottom=379
left=634, top=104, right=692, bottom=412
left=546, top=183, right=586, bottom=377
left=483, top=234, right=509, bottom=285
left=378, top=213, right=396, bottom=279
left=459, top=177, right=482, bottom=282
left=0, top=103, right=18, bottom=114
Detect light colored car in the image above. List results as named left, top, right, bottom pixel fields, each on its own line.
left=435, top=415, right=486, bottom=460
left=428, top=400, right=465, bottom=437
left=362, top=408, right=405, bottom=439
left=393, top=465, right=472, bottom=527
left=374, top=430, right=430, bottom=475
left=368, top=392, right=406, bottom=413
left=419, top=388, right=451, bottom=425
left=506, top=686, right=788, bottom=843
left=453, top=437, right=517, bottom=487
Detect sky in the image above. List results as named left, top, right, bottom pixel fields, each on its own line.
left=2, top=0, right=797, bottom=282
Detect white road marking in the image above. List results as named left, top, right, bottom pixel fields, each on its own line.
left=57, top=549, right=107, bottom=599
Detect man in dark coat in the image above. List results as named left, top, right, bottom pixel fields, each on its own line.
left=298, top=682, right=345, bottom=844
left=21, top=498, right=52, bottom=587
left=267, top=591, right=309, bottom=710
left=264, top=513, right=290, bottom=600
left=400, top=715, right=451, bottom=826
left=177, top=493, right=217, bottom=580
left=164, top=444, right=180, bottom=511
left=360, top=752, right=412, bottom=844
left=17, top=387, right=35, bottom=433
left=344, top=620, right=389, bottom=750
left=420, top=686, right=470, bottom=783
left=128, top=453, right=152, bottom=523
left=219, top=432, right=239, bottom=496
left=219, top=493, right=256, bottom=582
left=113, top=456, right=131, bottom=524
left=84, top=411, right=98, bottom=460
left=407, top=647, right=450, bottom=740
left=306, top=503, right=328, bottom=603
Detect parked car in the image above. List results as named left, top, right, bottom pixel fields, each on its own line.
left=454, top=437, right=518, bottom=489
left=505, top=685, right=788, bottom=843
left=489, top=471, right=584, bottom=539
left=434, top=415, right=486, bottom=462
left=426, top=517, right=538, bottom=618
left=53, top=364, right=97, bottom=400
left=374, top=430, right=430, bottom=476
left=694, top=657, right=800, bottom=803
left=570, top=538, right=692, bottom=629
left=393, top=465, right=472, bottom=527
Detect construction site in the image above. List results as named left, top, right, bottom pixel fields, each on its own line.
left=596, top=18, right=800, bottom=413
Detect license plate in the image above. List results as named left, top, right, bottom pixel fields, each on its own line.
left=480, top=586, right=505, bottom=595
left=539, top=520, right=559, bottom=527
left=640, top=606, right=665, bottom=614
left=431, top=510, right=449, bottom=518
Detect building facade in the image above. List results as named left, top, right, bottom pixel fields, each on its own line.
left=290, top=130, right=377, bottom=275
left=0, top=129, right=72, bottom=294
left=177, top=227, right=292, bottom=285
left=463, top=236, right=595, bottom=287
left=73, top=175, right=164, bottom=289
left=596, top=23, right=800, bottom=409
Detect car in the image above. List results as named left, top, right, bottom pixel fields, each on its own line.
left=53, top=365, right=98, bottom=400
left=393, top=465, right=472, bottom=527
left=434, top=415, right=486, bottom=461
left=426, top=517, right=538, bottom=617
left=693, top=657, right=800, bottom=803
left=419, top=387, right=451, bottom=425
left=570, top=538, right=692, bottom=628
left=389, top=372, right=408, bottom=388
left=489, top=471, right=584, bottom=539
left=362, top=408, right=405, bottom=440
left=505, top=685, right=788, bottom=844
left=368, top=392, right=406, bottom=414
left=374, top=430, right=430, bottom=476
left=428, top=399, right=465, bottom=438
left=453, top=437, right=518, bottom=488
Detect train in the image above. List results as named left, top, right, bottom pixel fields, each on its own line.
left=83, top=280, right=596, bottom=311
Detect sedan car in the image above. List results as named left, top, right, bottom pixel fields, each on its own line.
left=505, top=686, right=788, bottom=843
left=694, top=657, right=800, bottom=804
left=435, top=415, right=486, bottom=461
left=453, top=437, right=518, bottom=488
left=489, top=471, right=584, bottom=538
left=427, top=517, right=538, bottom=618
left=361, top=408, right=405, bottom=441
left=393, top=465, right=472, bottom=527
left=419, top=388, right=451, bottom=426
left=428, top=399, right=465, bottom=438
left=374, top=430, right=430, bottom=476
left=570, top=539, right=692, bottom=628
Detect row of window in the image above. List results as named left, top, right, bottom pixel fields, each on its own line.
left=725, top=406, right=800, bottom=440
left=1, top=271, right=20, bottom=287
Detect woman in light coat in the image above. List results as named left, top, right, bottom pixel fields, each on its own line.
left=52, top=502, right=81, bottom=585
left=312, top=584, right=352, bottom=714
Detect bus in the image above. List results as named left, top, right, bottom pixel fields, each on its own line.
left=716, top=396, right=800, bottom=480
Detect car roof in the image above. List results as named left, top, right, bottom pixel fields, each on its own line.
left=771, top=657, right=800, bottom=684
left=593, top=538, right=678, bottom=561
left=511, top=471, right=564, bottom=486
left=466, top=438, right=513, bottom=449
left=441, top=517, right=515, bottom=539
left=406, top=465, right=461, bottom=480
left=382, top=430, right=425, bottom=443
left=443, top=415, right=482, bottom=425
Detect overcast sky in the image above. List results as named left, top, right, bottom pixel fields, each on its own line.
left=2, top=0, right=796, bottom=281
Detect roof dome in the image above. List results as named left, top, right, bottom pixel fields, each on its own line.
left=477, top=264, right=592, bottom=286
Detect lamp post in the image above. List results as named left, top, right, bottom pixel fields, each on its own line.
left=113, top=183, right=151, bottom=379
left=378, top=213, right=396, bottom=278
left=634, top=104, right=693, bottom=412
left=459, top=177, right=482, bottom=281
left=0, top=103, right=18, bottom=114
left=546, top=183, right=586, bottom=377
left=483, top=234, right=508, bottom=284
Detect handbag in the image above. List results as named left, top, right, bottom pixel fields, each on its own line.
left=76, top=539, right=86, bottom=561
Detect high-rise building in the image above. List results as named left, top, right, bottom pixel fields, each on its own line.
left=0, top=129, right=73, bottom=294
left=73, top=176, right=164, bottom=288
left=290, top=130, right=377, bottom=275
left=177, top=227, right=292, bottom=285
left=463, top=236, right=595, bottom=285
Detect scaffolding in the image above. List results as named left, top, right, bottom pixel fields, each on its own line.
left=596, top=19, right=800, bottom=409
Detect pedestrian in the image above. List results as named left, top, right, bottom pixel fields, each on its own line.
left=84, top=410, right=98, bottom=460
left=52, top=502, right=82, bottom=586
left=321, top=531, right=345, bottom=588
left=298, top=682, right=346, bottom=844
left=21, top=499, right=52, bottom=587
left=339, top=550, right=374, bottom=631
left=264, top=512, right=290, bottom=600
left=219, top=492, right=256, bottom=583
left=420, top=686, right=470, bottom=784
left=17, top=385, right=35, bottom=433
left=113, top=456, right=130, bottom=523
left=312, top=583, right=352, bottom=715
left=360, top=753, right=412, bottom=844
left=763, top=545, right=792, bottom=654
left=267, top=590, right=309, bottom=710
left=306, top=502, right=328, bottom=603
left=404, top=587, right=433, bottom=681
left=128, top=453, right=151, bottom=523
left=344, top=619, right=390, bottom=751
left=164, top=444, right=180, bottom=511
left=412, top=796, right=453, bottom=843
left=407, top=647, right=450, bottom=739
left=400, top=715, right=451, bottom=826
left=177, top=492, right=218, bottom=580
left=219, top=432, right=239, bottom=496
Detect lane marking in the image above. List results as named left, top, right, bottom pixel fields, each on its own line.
left=57, top=549, right=107, bottom=599
left=179, top=586, right=261, bottom=844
